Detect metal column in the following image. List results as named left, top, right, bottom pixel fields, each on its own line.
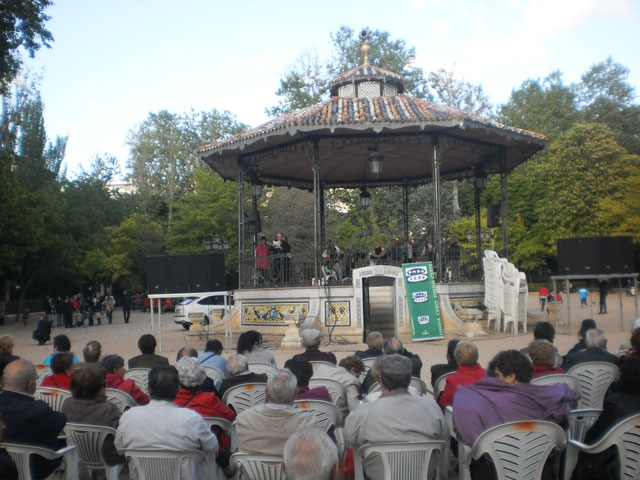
left=432, top=137, right=443, bottom=280
left=474, top=175, right=482, bottom=274
left=402, top=181, right=410, bottom=246
left=237, top=164, right=245, bottom=288
left=312, top=141, right=321, bottom=280
left=320, top=184, right=326, bottom=253
left=500, top=151, right=510, bottom=258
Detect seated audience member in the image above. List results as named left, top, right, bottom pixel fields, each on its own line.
left=115, top=365, right=218, bottom=478
left=0, top=334, right=19, bottom=380
left=283, top=428, right=339, bottom=480
left=365, top=355, right=420, bottom=402
left=83, top=340, right=102, bottom=364
left=175, top=346, right=218, bottom=393
left=100, top=354, right=149, bottom=405
left=344, top=355, right=448, bottom=480
left=284, top=359, right=332, bottom=402
left=236, top=330, right=276, bottom=366
left=33, top=314, right=52, bottom=345
left=361, top=337, right=422, bottom=392
left=430, top=339, right=459, bottom=389
left=236, top=368, right=317, bottom=455
left=174, top=357, right=236, bottom=473
left=439, top=341, right=486, bottom=407
left=314, top=355, right=364, bottom=412
left=0, top=359, right=66, bottom=479
left=529, top=339, right=565, bottom=378
left=128, top=334, right=169, bottom=369
left=41, top=351, right=75, bottom=390
left=453, top=350, right=579, bottom=447
left=571, top=356, right=640, bottom=480
left=619, top=320, right=640, bottom=354
left=354, top=331, right=384, bottom=360
left=291, top=329, right=337, bottom=365
left=43, top=334, right=79, bottom=365
left=521, top=321, right=562, bottom=367
left=562, top=328, right=620, bottom=371
left=218, top=354, right=268, bottom=399
left=61, top=365, right=124, bottom=466
left=199, top=339, right=229, bottom=377
left=564, top=318, right=597, bottom=360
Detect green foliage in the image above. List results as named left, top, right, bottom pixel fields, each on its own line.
left=427, top=68, right=493, bottom=116
left=0, top=0, right=53, bottom=92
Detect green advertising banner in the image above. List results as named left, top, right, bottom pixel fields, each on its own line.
left=403, top=262, right=444, bottom=342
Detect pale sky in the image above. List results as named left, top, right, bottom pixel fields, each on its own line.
left=21, top=0, right=640, bottom=177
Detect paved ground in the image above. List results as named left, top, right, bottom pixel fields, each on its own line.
left=5, top=290, right=638, bottom=386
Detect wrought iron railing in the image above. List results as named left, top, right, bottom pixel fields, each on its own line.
left=238, top=249, right=478, bottom=288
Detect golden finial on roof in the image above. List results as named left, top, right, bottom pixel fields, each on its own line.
left=360, top=28, right=372, bottom=67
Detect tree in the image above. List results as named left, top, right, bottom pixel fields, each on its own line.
left=0, top=0, right=53, bottom=92
left=127, top=109, right=246, bottom=226
left=427, top=68, right=492, bottom=116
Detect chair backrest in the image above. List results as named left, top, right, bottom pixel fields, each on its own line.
left=247, top=362, right=279, bottom=376
left=310, top=361, right=337, bottom=370
left=35, top=387, right=72, bottom=412
left=294, top=399, right=342, bottom=431
left=569, top=413, right=640, bottom=480
left=202, top=366, right=226, bottom=385
left=368, top=381, right=382, bottom=395
left=354, top=441, right=447, bottom=480
left=125, top=449, right=204, bottom=480
left=231, top=452, right=285, bottom=480
left=203, top=417, right=238, bottom=453
left=433, top=372, right=455, bottom=400
left=0, top=442, right=78, bottom=480
left=123, top=368, right=151, bottom=396
left=105, top=388, right=137, bottom=413
left=530, top=373, right=580, bottom=392
left=308, top=377, right=347, bottom=407
left=567, top=361, right=621, bottom=409
left=410, top=377, right=428, bottom=395
left=64, top=422, right=116, bottom=470
left=567, top=409, right=602, bottom=442
left=359, top=357, right=377, bottom=382
left=34, top=364, right=52, bottom=386
left=221, top=382, right=267, bottom=414
left=470, top=420, right=566, bottom=480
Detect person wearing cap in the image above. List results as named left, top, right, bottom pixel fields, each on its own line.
left=344, top=354, right=448, bottom=480
left=290, top=329, right=337, bottom=365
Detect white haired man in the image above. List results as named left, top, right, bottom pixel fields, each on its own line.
left=290, top=328, right=337, bottom=364
left=344, top=354, right=448, bottom=480
left=562, top=328, right=620, bottom=371
left=236, top=369, right=317, bottom=455
left=283, top=428, right=338, bottom=480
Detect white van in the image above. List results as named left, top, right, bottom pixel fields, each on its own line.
left=173, top=293, right=233, bottom=330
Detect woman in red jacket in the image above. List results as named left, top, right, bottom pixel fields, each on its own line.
left=439, top=341, right=486, bottom=408
left=99, top=354, right=149, bottom=405
left=41, top=352, right=74, bottom=390
left=175, top=357, right=236, bottom=474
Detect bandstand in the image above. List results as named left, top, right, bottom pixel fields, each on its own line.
left=199, top=34, right=548, bottom=344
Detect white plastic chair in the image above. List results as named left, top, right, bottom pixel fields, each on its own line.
left=35, top=386, right=72, bottom=412
left=410, top=377, right=428, bottom=395
left=567, top=361, right=620, bottom=409
left=359, top=357, right=377, bottom=383
left=530, top=373, right=580, bottom=393
left=308, top=377, right=347, bottom=409
left=563, top=409, right=603, bottom=480
left=462, top=420, right=566, bottom=480
left=124, top=449, right=207, bottom=480
left=433, top=371, right=455, bottom=400
left=221, top=382, right=267, bottom=414
left=123, top=368, right=151, bottom=396
left=203, top=417, right=238, bottom=453
left=310, top=361, right=337, bottom=370
left=294, top=399, right=343, bottom=431
left=566, top=413, right=640, bottom=480
left=353, top=440, right=447, bottom=480
left=0, top=442, right=78, bottom=480
left=247, top=362, right=279, bottom=376
left=105, top=388, right=137, bottom=413
left=231, top=452, right=285, bottom=480
left=34, top=364, right=52, bottom=386
left=202, top=366, right=226, bottom=386
left=64, top=422, right=124, bottom=480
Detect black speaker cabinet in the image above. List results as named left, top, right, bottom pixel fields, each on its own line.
left=557, top=236, right=634, bottom=275
left=246, top=210, right=261, bottom=234
left=165, top=255, right=189, bottom=292
left=575, top=237, right=600, bottom=274
left=207, top=254, right=226, bottom=290
left=146, top=256, right=166, bottom=293
left=487, top=204, right=500, bottom=228
left=557, top=238, right=577, bottom=275
left=188, top=255, right=209, bottom=292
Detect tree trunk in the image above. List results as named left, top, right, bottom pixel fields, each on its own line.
left=452, top=180, right=461, bottom=216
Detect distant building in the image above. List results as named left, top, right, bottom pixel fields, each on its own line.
left=106, top=181, right=137, bottom=194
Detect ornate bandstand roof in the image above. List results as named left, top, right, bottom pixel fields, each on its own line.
left=200, top=37, right=547, bottom=190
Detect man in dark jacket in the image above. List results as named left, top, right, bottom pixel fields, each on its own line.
left=562, top=328, right=620, bottom=371
left=218, top=354, right=267, bottom=399
left=127, top=334, right=169, bottom=369
left=0, top=359, right=66, bottom=479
